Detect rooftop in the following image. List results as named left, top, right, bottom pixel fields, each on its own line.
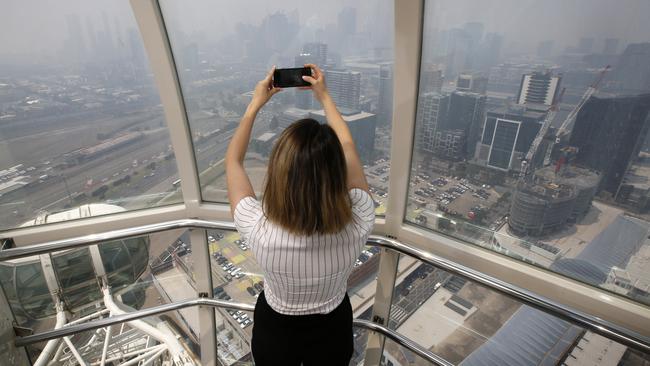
left=310, top=109, right=375, bottom=122
left=535, top=165, right=601, bottom=188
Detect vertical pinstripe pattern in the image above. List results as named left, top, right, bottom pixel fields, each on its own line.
left=234, top=188, right=375, bottom=315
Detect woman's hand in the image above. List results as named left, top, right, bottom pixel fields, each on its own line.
left=248, top=66, right=282, bottom=113
left=302, top=63, right=330, bottom=104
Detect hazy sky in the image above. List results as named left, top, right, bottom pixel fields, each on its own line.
left=1, top=0, right=649, bottom=58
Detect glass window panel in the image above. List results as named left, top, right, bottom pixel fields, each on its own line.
left=52, top=248, right=102, bottom=310
left=160, top=0, right=393, bottom=214
left=11, top=230, right=202, bottom=362
left=15, top=262, right=55, bottom=320
left=0, top=1, right=183, bottom=232
left=387, top=260, right=650, bottom=365
left=406, top=0, right=650, bottom=306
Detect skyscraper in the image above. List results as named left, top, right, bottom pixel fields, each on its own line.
left=442, top=91, right=486, bottom=158
left=420, top=64, right=444, bottom=94
left=310, top=110, right=376, bottom=164
left=416, top=93, right=450, bottom=154
left=337, top=7, right=357, bottom=37
left=456, top=74, right=488, bottom=94
left=302, top=43, right=328, bottom=67
left=476, top=107, right=546, bottom=171
left=325, top=69, right=361, bottom=112
left=433, top=129, right=466, bottom=161
left=64, top=14, right=86, bottom=62
left=569, top=94, right=650, bottom=196
left=609, top=43, right=650, bottom=94
left=378, top=63, right=393, bottom=127
left=517, top=71, right=562, bottom=108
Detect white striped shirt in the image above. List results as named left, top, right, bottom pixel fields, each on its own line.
left=234, top=188, right=375, bottom=315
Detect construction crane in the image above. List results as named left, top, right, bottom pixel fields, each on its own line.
left=542, top=65, right=611, bottom=166
left=517, top=87, right=565, bottom=182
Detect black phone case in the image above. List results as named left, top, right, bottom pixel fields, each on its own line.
left=273, top=67, right=311, bottom=88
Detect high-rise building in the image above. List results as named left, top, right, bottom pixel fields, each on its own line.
left=488, top=63, right=535, bottom=94
left=416, top=93, right=449, bottom=154
left=445, top=28, right=472, bottom=78
left=337, top=7, right=357, bottom=36
left=325, top=69, right=361, bottom=112
left=442, top=91, right=486, bottom=158
left=478, top=32, right=503, bottom=71
left=309, top=110, right=376, bottom=164
left=456, top=74, right=488, bottom=94
left=378, top=63, right=393, bottom=127
left=517, top=71, right=562, bottom=108
left=569, top=94, right=650, bottom=196
left=609, top=43, right=650, bottom=94
left=475, top=107, right=546, bottom=171
left=433, top=129, right=466, bottom=161
left=302, top=42, right=328, bottom=67
left=277, top=108, right=311, bottom=129
left=64, top=14, right=86, bottom=62
left=420, top=64, right=444, bottom=94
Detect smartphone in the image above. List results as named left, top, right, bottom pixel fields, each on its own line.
left=273, top=67, right=311, bottom=88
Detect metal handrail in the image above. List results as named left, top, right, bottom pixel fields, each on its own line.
left=2, top=219, right=649, bottom=354
left=367, top=235, right=650, bottom=354
left=0, top=219, right=235, bottom=261
left=15, top=298, right=451, bottom=366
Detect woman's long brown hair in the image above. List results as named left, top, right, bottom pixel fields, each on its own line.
left=262, top=118, right=352, bottom=235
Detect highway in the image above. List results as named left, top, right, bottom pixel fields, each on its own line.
left=0, top=108, right=272, bottom=229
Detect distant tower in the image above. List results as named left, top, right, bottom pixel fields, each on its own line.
left=416, top=93, right=450, bottom=155
left=378, top=63, right=393, bottom=127
left=517, top=71, right=562, bottom=109
left=569, top=94, right=650, bottom=196
left=456, top=74, right=488, bottom=94
left=420, top=64, right=444, bottom=94
left=609, top=43, right=650, bottom=94
left=325, top=69, right=361, bottom=112
left=443, top=91, right=486, bottom=158
left=64, top=14, right=86, bottom=62
left=302, top=42, right=328, bottom=67
left=337, top=7, right=357, bottom=36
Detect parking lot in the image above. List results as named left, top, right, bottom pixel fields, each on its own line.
left=364, top=157, right=390, bottom=215
left=207, top=230, right=264, bottom=336
left=408, top=172, right=502, bottom=226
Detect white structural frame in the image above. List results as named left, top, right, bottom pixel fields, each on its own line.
left=1, top=0, right=649, bottom=362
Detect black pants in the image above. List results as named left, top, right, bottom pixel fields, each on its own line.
left=251, top=291, right=354, bottom=366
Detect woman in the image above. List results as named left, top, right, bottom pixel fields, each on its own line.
left=225, top=63, right=375, bottom=365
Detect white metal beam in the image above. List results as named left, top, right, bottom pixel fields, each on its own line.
left=382, top=0, right=424, bottom=236
left=189, top=228, right=218, bottom=366
left=129, top=0, right=203, bottom=215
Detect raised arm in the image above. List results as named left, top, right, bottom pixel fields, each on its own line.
left=226, top=67, right=281, bottom=216
left=302, top=64, right=369, bottom=192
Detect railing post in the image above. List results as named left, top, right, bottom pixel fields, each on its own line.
left=363, top=248, right=400, bottom=365
left=189, top=228, right=217, bottom=365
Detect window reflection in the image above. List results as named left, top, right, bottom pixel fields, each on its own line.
left=160, top=0, right=394, bottom=213
left=407, top=0, right=650, bottom=308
